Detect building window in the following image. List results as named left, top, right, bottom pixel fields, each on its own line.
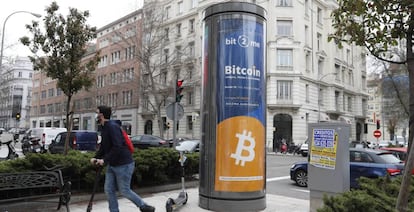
left=305, top=84, right=309, bottom=103
left=110, top=72, right=117, bottom=85
left=47, top=104, right=53, bottom=114
left=176, top=23, right=181, bottom=37
left=18, top=72, right=22, bottom=77
left=165, top=6, right=171, bottom=19
left=305, top=0, right=309, bottom=16
left=277, top=20, right=293, bottom=36
left=163, top=49, right=169, bottom=63
left=40, top=105, right=46, bottom=114
left=125, top=46, right=135, bottom=60
left=165, top=28, right=169, bottom=40
left=122, top=90, right=132, bottom=105
left=48, top=88, right=54, bottom=97
left=346, top=49, right=351, bottom=65
left=317, top=7, right=323, bottom=24
left=188, top=42, right=195, bottom=57
left=305, top=25, right=309, bottom=45
left=189, top=19, right=195, bottom=33
left=277, top=49, right=293, bottom=69
left=108, top=93, right=118, bottom=107
left=56, top=88, right=62, bottom=96
left=317, top=33, right=322, bottom=51
left=41, top=90, right=47, bottom=99
left=348, top=96, right=352, bottom=112
left=187, top=115, right=193, bottom=132
left=177, top=1, right=183, bottom=14
left=191, top=0, right=197, bottom=8
left=318, top=59, right=324, bottom=76
left=277, top=0, right=292, bottom=7
left=187, top=91, right=193, bottom=105
left=335, top=64, right=341, bottom=81
left=305, top=51, right=311, bottom=72
left=276, top=80, right=292, bottom=100
left=175, top=46, right=182, bottom=60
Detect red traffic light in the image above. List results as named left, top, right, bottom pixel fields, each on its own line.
left=177, top=80, right=183, bottom=87
left=176, top=80, right=184, bottom=102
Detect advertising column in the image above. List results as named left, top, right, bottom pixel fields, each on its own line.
left=200, top=2, right=267, bottom=211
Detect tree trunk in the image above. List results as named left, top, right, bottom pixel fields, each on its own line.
left=396, top=20, right=414, bottom=211
left=63, top=95, right=73, bottom=155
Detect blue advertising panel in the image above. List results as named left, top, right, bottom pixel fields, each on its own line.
left=214, top=17, right=265, bottom=192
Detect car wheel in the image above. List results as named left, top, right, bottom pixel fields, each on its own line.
left=301, top=152, right=307, bottom=157
left=294, top=169, right=308, bottom=187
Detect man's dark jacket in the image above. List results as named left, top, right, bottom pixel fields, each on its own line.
left=95, top=120, right=133, bottom=166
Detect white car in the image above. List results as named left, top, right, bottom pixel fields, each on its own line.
left=299, top=139, right=309, bottom=157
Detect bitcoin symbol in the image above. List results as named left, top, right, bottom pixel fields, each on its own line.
left=230, top=130, right=256, bottom=166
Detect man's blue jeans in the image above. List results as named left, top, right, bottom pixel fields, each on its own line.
left=104, top=162, right=145, bottom=212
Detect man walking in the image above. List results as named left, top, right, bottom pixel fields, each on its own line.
left=90, top=105, right=155, bottom=212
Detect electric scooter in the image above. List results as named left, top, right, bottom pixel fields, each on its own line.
left=166, top=150, right=189, bottom=212
left=0, top=140, right=19, bottom=160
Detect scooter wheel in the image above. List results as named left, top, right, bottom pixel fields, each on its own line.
left=166, top=198, right=174, bottom=212
left=183, top=192, right=188, bottom=205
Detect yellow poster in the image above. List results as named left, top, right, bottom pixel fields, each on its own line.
left=215, top=116, right=265, bottom=192
left=309, top=129, right=338, bottom=170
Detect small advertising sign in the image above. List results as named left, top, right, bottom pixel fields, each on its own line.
left=309, top=129, right=338, bottom=170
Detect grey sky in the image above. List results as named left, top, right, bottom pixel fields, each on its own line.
left=1, top=0, right=143, bottom=58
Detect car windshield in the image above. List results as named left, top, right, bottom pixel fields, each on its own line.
left=378, top=153, right=402, bottom=164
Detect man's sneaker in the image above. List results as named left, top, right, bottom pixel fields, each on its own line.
left=140, top=204, right=155, bottom=212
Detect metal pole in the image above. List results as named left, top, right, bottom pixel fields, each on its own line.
left=0, top=11, right=41, bottom=72
left=172, top=80, right=178, bottom=148
left=0, top=11, right=41, bottom=130
left=317, top=73, right=337, bottom=122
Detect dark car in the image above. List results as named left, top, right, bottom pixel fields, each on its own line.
left=130, top=134, right=169, bottom=149
left=290, top=148, right=404, bottom=188
left=49, top=130, right=99, bottom=154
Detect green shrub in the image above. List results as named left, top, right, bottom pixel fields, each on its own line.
left=317, top=176, right=414, bottom=212
left=0, top=148, right=200, bottom=191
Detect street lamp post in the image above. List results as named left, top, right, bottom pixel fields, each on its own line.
left=0, top=11, right=41, bottom=129
left=0, top=11, right=41, bottom=72
left=317, top=73, right=337, bottom=122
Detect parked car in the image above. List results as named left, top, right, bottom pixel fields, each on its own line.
left=49, top=130, right=99, bottom=154
left=167, top=137, right=191, bottom=147
left=29, top=127, right=67, bottom=150
left=130, top=134, right=169, bottom=149
left=381, top=147, right=408, bottom=162
left=377, top=140, right=392, bottom=148
left=298, top=138, right=309, bottom=157
left=175, top=140, right=200, bottom=153
left=290, top=148, right=404, bottom=188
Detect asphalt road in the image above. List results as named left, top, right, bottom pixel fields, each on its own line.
left=266, top=153, right=309, bottom=200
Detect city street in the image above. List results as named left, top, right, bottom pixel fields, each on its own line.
left=266, top=153, right=309, bottom=200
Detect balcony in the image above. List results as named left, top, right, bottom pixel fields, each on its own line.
left=268, top=100, right=301, bottom=111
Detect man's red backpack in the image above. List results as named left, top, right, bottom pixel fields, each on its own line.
left=121, top=129, right=134, bottom=153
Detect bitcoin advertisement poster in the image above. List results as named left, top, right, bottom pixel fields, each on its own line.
left=309, top=129, right=338, bottom=170
left=214, top=17, right=265, bottom=192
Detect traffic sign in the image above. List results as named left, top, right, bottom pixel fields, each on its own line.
left=373, top=130, right=382, bottom=138
left=166, top=103, right=184, bottom=120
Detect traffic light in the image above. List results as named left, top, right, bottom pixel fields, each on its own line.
left=176, top=80, right=184, bottom=102
left=376, top=120, right=380, bottom=129
left=163, top=122, right=171, bottom=130
left=15, top=113, right=21, bottom=121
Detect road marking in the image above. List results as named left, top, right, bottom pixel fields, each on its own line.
left=292, top=188, right=310, bottom=193
left=266, top=176, right=290, bottom=182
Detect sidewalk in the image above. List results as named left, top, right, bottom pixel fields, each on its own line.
left=2, top=184, right=309, bottom=212
left=68, top=187, right=309, bottom=212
